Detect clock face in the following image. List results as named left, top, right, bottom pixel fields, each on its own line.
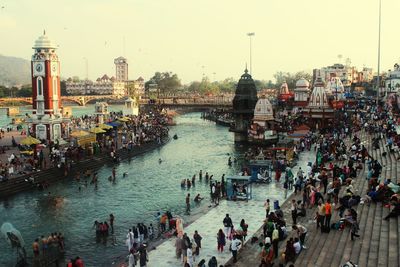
left=36, top=64, right=43, bottom=72
left=51, top=62, right=58, bottom=76
left=33, top=62, right=45, bottom=76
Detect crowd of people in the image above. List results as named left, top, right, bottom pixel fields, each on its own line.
left=1, top=107, right=171, bottom=186
left=31, top=232, right=66, bottom=265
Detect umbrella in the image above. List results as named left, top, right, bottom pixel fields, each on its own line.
left=118, top=117, right=130, bottom=122
left=70, top=130, right=90, bottom=138
left=107, top=121, right=121, bottom=127
left=20, top=136, right=41, bottom=145
left=90, top=127, right=106, bottom=134
left=98, top=124, right=113, bottom=130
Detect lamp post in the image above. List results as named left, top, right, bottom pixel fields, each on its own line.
left=376, top=0, right=382, bottom=105
left=247, top=32, right=255, bottom=75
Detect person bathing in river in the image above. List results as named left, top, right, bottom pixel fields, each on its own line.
left=112, top=167, right=116, bottom=182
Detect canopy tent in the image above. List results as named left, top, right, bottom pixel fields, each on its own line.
left=117, top=117, right=130, bottom=122
left=90, top=127, right=106, bottom=134
left=106, top=121, right=121, bottom=127
left=70, top=130, right=90, bottom=138
left=20, top=136, right=41, bottom=145
left=98, top=123, right=113, bottom=130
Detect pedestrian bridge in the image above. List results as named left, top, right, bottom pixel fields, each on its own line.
left=0, top=95, right=233, bottom=108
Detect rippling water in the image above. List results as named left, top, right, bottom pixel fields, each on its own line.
left=0, top=112, right=244, bottom=266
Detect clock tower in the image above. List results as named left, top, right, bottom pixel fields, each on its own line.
left=29, top=31, right=63, bottom=141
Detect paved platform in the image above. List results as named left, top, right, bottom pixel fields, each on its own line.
left=145, top=149, right=316, bottom=267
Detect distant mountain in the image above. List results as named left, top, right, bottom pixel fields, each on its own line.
left=0, top=55, right=31, bottom=87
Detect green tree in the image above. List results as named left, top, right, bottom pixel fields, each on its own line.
left=16, top=85, right=32, bottom=97
left=146, top=72, right=181, bottom=95
left=273, top=71, right=312, bottom=89
left=60, top=80, right=69, bottom=96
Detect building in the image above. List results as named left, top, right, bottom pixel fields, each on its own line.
left=28, top=32, right=63, bottom=141
left=230, top=68, right=258, bottom=143
left=385, top=63, right=400, bottom=96
left=314, top=63, right=358, bottom=88
left=293, top=78, right=310, bottom=107
left=303, top=76, right=334, bottom=129
left=114, top=56, right=128, bottom=81
left=277, top=82, right=294, bottom=103
left=65, top=75, right=126, bottom=96
left=358, top=67, right=373, bottom=83
left=126, top=77, right=145, bottom=97
left=248, top=95, right=278, bottom=144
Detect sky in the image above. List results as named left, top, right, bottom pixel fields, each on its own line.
left=0, top=0, right=399, bottom=84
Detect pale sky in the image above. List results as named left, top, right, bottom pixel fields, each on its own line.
left=1, top=0, right=399, bottom=83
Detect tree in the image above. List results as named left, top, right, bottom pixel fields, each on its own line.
left=16, top=85, right=32, bottom=97
left=60, top=81, right=69, bottom=96
left=273, top=71, right=312, bottom=89
left=146, top=72, right=181, bottom=95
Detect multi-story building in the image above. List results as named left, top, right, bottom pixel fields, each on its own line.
left=385, top=63, right=400, bottom=95
left=114, top=56, right=128, bottom=82
left=314, top=63, right=358, bottom=88
left=66, top=75, right=126, bottom=96
left=358, top=67, right=373, bottom=83
left=126, top=77, right=145, bottom=97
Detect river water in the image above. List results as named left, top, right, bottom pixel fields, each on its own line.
left=0, top=108, right=249, bottom=266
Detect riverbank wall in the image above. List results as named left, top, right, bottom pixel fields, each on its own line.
left=0, top=137, right=170, bottom=199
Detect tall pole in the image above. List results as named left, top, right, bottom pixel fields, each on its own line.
left=247, top=32, right=255, bottom=75
left=376, top=0, right=382, bottom=105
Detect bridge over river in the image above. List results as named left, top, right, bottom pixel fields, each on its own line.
left=0, top=95, right=233, bottom=109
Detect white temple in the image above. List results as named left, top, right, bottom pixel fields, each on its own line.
left=308, top=77, right=330, bottom=108
left=253, top=96, right=274, bottom=125
left=280, top=82, right=290, bottom=94
left=248, top=95, right=277, bottom=143
left=123, top=97, right=139, bottom=116
left=294, top=78, right=310, bottom=103
left=325, top=77, right=345, bottom=99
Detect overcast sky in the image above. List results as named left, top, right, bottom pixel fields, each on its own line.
left=1, top=0, right=399, bottom=83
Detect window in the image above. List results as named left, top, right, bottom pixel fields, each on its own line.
left=53, top=78, right=58, bottom=98
left=37, top=77, right=43, bottom=96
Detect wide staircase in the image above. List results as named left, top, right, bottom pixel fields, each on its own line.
left=295, top=131, right=399, bottom=267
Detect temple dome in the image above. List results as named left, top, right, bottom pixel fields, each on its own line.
left=280, top=82, right=290, bottom=94
left=308, top=77, right=329, bottom=108
left=33, top=31, right=57, bottom=49
left=254, top=96, right=274, bottom=121
left=295, top=78, right=310, bottom=89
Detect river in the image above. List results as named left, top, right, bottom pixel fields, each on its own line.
left=0, top=109, right=248, bottom=266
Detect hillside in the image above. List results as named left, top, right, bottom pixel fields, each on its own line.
left=0, top=55, right=31, bottom=87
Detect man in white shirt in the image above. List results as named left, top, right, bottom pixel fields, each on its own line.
left=230, top=236, right=241, bottom=263
left=293, top=237, right=301, bottom=254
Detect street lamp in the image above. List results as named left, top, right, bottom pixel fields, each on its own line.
left=247, top=32, right=255, bottom=75
left=376, top=0, right=382, bottom=105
